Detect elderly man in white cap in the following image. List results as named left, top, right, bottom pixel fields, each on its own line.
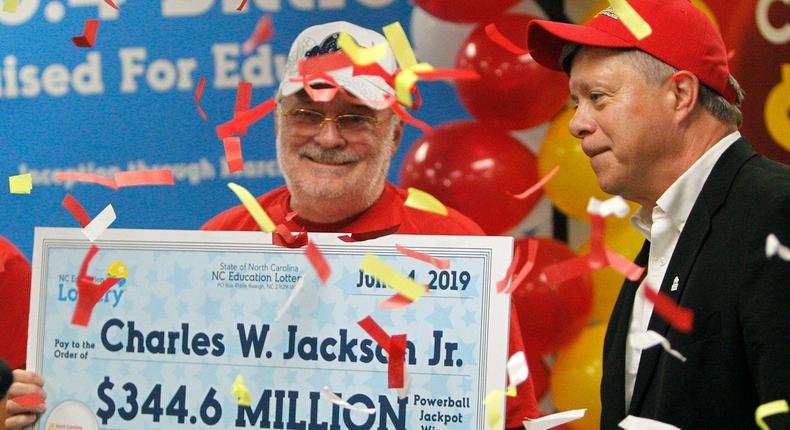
left=6, top=21, right=541, bottom=430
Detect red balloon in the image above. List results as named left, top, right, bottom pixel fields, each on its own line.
left=511, top=237, right=594, bottom=355
left=527, top=353, right=549, bottom=400
left=414, top=0, right=519, bottom=23
left=455, top=14, right=570, bottom=130
left=399, top=121, right=542, bottom=235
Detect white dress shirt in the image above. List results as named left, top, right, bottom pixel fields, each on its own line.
left=624, top=131, right=741, bottom=410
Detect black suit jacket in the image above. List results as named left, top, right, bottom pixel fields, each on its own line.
left=600, top=138, right=790, bottom=429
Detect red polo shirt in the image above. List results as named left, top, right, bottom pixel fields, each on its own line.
left=0, top=236, right=31, bottom=369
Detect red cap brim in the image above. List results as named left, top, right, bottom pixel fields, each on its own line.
left=527, top=19, right=635, bottom=71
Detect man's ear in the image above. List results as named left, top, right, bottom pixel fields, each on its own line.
left=274, top=106, right=281, bottom=134
left=390, top=119, right=404, bottom=155
left=668, top=71, right=700, bottom=119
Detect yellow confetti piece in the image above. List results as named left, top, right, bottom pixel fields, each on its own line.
left=8, top=173, right=32, bottom=194
left=232, top=374, right=252, bottom=407
left=609, top=0, right=652, bottom=40
left=404, top=187, right=448, bottom=216
left=337, top=32, right=388, bottom=66
left=483, top=390, right=505, bottom=428
left=227, top=182, right=276, bottom=233
left=3, top=0, right=19, bottom=13
left=360, top=254, right=425, bottom=301
left=106, top=261, right=128, bottom=278
left=382, top=21, right=417, bottom=70
left=394, top=63, right=433, bottom=108
left=756, top=399, right=789, bottom=430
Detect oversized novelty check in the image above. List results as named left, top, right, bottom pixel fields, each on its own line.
left=28, top=227, right=513, bottom=430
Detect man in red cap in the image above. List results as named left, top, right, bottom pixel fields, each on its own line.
left=527, top=1, right=789, bottom=428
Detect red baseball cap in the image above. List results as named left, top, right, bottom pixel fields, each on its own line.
left=526, top=0, right=737, bottom=103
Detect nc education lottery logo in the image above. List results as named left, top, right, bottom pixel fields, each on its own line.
left=55, top=260, right=128, bottom=309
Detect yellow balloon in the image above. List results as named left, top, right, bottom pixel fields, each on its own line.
left=550, top=323, right=607, bottom=430
left=539, top=107, right=619, bottom=220
left=765, top=64, right=790, bottom=153
left=582, top=0, right=610, bottom=23
left=583, top=0, right=719, bottom=29
left=579, top=217, right=645, bottom=323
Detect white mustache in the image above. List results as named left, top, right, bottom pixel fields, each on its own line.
left=299, top=147, right=359, bottom=165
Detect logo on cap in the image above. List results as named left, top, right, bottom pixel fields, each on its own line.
left=304, top=33, right=341, bottom=58
left=596, top=6, right=620, bottom=20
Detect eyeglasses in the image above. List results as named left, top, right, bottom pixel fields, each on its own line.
left=285, top=108, right=380, bottom=138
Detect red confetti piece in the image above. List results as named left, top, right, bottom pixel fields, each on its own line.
left=642, top=284, right=694, bottom=333
left=484, top=23, right=529, bottom=55
left=588, top=214, right=608, bottom=268
left=242, top=14, right=274, bottom=55
left=305, top=241, right=331, bottom=284
left=395, top=244, right=449, bottom=270
left=236, top=0, right=247, bottom=11
left=541, top=254, right=597, bottom=285
left=271, top=224, right=308, bottom=248
left=357, top=316, right=391, bottom=350
left=298, top=51, right=354, bottom=76
left=216, top=97, right=276, bottom=139
left=12, top=394, right=44, bottom=408
left=504, top=239, right=538, bottom=294
left=338, top=224, right=400, bottom=242
left=195, top=76, right=208, bottom=121
left=72, top=246, right=122, bottom=326
left=414, top=68, right=480, bottom=82
left=61, top=193, right=92, bottom=228
left=511, top=165, right=559, bottom=200
left=379, top=285, right=429, bottom=309
left=390, top=98, right=432, bottom=135
left=235, top=81, right=252, bottom=115
left=409, top=85, right=424, bottom=110
left=55, top=172, right=118, bottom=190
left=605, top=247, right=645, bottom=281
left=103, top=0, right=119, bottom=11
left=115, top=169, right=174, bottom=187
left=232, top=81, right=253, bottom=135
left=223, top=137, right=244, bottom=173
left=72, top=19, right=99, bottom=48
left=496, top=247, right=521, bottom=294
left=541, top=213, right=609, bottom=285
left=388, top=334, right=406, bottom=389
left=297, top=73, right=342, bottom=102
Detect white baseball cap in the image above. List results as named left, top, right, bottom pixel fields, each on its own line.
left=277, top=21, right=398, bottom=109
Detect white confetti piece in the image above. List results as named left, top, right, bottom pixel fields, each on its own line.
left=523, top=409, right=586, bottom=430
left=765, top=234, right=790, bottom=260
left=82, top=204, right=116, bottom=242
left=507, top=351, right=529, bottom=388
left=630, top=330, right=687, bottom=363
left=321, top=387, right=376, bottom=414
left=587, top=195, right=630, bottom=218
left=619, top=415, right=680, bottom=430
left=274, top=274, right=308, bottom=322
